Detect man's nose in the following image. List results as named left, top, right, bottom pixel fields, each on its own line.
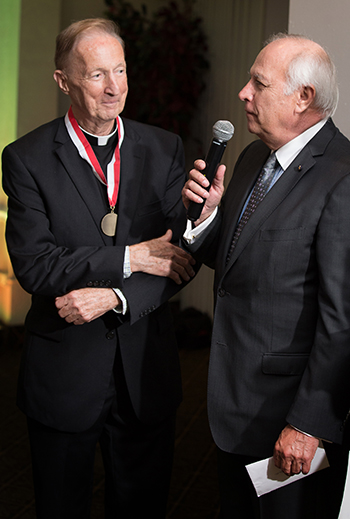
left=105, top=73, right=120, bottom=94
left=238, top=81, right=253, bottom=102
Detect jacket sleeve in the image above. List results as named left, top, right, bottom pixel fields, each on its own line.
left=287, top=172, right=350, bottom=444
left=2, top=144, right=126, bottom=297
left=121, top=134, right=194, bottom=325
left=182, top=210, right=222, bottom=269
left=2, top=131, right=191, bottom=326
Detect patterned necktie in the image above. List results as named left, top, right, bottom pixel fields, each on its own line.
left=226, top=152, right=278, bottom=263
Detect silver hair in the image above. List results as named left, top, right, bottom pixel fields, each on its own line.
left=266, top=33, right=339, bottom=118
left=55, top=18, right=125, bottom=71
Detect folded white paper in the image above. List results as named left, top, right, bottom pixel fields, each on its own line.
left=245, top=445, right=330, bottom=497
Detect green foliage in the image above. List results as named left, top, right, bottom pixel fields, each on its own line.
left=105, top=0, right=209, bottom=140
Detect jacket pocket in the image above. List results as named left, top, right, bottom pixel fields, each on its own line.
left=259, top=227, right=305, bottom=241
left=262, top=352, right=309, bottom=375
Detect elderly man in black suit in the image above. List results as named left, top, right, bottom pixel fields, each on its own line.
left=2, top=18, right=196, bottom=519
left=182, top=34, right=350, bottom=519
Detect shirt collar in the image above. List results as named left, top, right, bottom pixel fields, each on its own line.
left=79, top=117, right=125, bottom=147
left=275, top=118, right=328, bottom=171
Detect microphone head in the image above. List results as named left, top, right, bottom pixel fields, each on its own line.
left=213, top=120, right=235, bottom=142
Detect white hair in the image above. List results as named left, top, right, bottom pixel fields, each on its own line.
left=266, top=33, right=339, bottom=118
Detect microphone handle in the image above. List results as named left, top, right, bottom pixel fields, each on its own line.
left=187, top=140, right=227, bottom=222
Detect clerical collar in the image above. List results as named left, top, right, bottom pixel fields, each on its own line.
left=80, top=123, right=118, bottom=146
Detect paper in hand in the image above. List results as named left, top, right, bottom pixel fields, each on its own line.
left=245, top=445, right=329, bottom=497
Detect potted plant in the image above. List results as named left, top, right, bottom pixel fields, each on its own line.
left=105, top=0, right=209, bottom=141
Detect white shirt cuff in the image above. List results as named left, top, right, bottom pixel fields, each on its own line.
left=111, top=246, right=131, bottom=315
left=123, top=245, right=132, bottom=279
left=183, top=207, right=218, bottom=244
left=112, top=288, right=128, bottom=315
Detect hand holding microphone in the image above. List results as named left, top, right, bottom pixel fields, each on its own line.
left=186, top=120, right=234, bottom=222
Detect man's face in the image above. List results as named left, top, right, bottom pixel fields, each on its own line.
left=238, top=40, right=300, bottom=150
left=56, top=32, right=128, bottom=135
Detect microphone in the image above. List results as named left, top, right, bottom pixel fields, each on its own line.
left=187, top=120, right=234, bottom=222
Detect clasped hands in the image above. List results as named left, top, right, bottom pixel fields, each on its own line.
left=55, top=229, right=195, bottom=325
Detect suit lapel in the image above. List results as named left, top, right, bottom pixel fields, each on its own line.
left=53, top=118, right=145, bottom=247
left=54, top=119, right=113, bottom=245
left=115, top=119, right=145, bottom=246
left=222, top=120, right=336, bottom=275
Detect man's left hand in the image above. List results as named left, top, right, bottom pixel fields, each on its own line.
left=55, top=288, right=120, bottom=325
left=129, top=229, right=196, bottom=285
left=273, top=424, right=319, bottom=476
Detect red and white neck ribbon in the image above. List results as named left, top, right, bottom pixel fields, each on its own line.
left=65, top=106, right=124, bottom=210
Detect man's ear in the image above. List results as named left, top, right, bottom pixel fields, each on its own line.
left=54, top=70, right=69, bottom=95
left=296, top=84, right=316, bottom=114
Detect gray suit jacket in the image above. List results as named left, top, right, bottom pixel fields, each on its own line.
left=188, top=119, right=350, bottom=457
left=2, top=116, right=187, bottom=431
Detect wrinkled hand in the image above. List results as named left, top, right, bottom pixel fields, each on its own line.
left=129, top=229, right=195, bottom=285
left=273, top=425, right=319, bottom=476
left=182, top=159, right=226, bottom=225
left=55, top=288, right=120, bottom=325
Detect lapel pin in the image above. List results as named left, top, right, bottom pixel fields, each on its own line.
left=298, top=165, right=302, bottom=171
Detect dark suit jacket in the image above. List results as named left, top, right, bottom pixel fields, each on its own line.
left=2, top=116, right=187, bottom=432
left=188, top=119, right=350, bottom=457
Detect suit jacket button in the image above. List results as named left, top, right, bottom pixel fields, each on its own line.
left=87, top=281, right=93, bottom=287
left=106, top=330, right=115, bottom=340
left=218, top=288, right=226, bottom=297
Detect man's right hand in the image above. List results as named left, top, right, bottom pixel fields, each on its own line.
left=182, top=159, right=226, bottom=226
left=129, top=229, right=196, bottom=285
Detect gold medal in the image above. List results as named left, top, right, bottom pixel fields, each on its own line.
left=101, top=210, right=118, bottom=236
left=65, top=109, right=122, bottom=238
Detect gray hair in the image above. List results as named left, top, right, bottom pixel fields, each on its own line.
left=266, top=33, right=338, bottom=118
left=55, top=18, right=124, bottom=71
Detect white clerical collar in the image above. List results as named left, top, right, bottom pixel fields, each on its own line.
left=276, top=118, right=328, bottom=171
left=79, top=117, right=125, bottom=146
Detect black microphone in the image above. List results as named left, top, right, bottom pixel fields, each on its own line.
left=187, top=120, right=234, bottom=222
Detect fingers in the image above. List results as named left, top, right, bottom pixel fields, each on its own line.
left=273, top=425, right=319, bottom=476
left=55, top=290, right=87, bottom=324
left=55, top=288, right=118, bottom=324
left=169, top=248, right=196, bottom=284
left=274, top=456, right=310, bottom=476
left=291, top=459, right=302, bottom=474
left=274, top=453, right=303, bottom=475
left=56, top=294, right=84, bottom=324
left=214, top=164, right=227, bottom=183
left=159, top=228, right=173, bottom=242
left=129, top=233, right=196, bottom=282
left=149, top=243, right=196, bottom=284
left=182, top=160, right=226, bottom=225
left=182, top=161, right=211, bottom=208
left=55, top=294, right=70, bottom=315
left=193, top=159, right=207, bottom=171
left=182, top=176, right=210, bottom=206
left=188, top=161, right=226, bottom=191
